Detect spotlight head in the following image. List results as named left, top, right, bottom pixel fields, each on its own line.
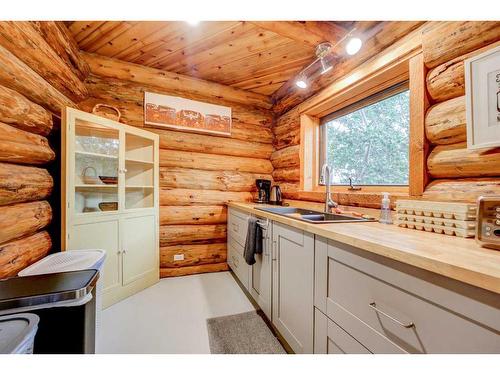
left=346, top=37, right=362, bottom=55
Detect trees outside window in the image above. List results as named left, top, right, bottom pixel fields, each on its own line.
left=322, top=90, right=409, bottom=186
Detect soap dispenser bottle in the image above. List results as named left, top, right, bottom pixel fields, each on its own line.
left=379, top=192, right=392, bottom=224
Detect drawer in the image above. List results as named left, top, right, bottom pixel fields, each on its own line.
left=314, top=308, right=371, bottom=354
left=228, top=208, right=249, bottom=247
left=228, top=235, right=244, bottom=257
left=323, top=240, right=500, bottom=354
left=228, top=240, right=249, bottom=290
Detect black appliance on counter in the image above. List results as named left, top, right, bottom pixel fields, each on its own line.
left=0, top=269, right=99, bottom=354
left=255, top=179, right=271, bottom=203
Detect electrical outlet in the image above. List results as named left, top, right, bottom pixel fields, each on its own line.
left=174, top=254, right=184, bottom=261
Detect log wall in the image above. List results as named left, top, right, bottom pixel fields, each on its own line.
left=0, top=21, right=88, bottom=278
left=271, top=21, right=500, bottom=206
left=79, top=53, right=273, bottom=278
left=422, top=21, right=500, bottom=201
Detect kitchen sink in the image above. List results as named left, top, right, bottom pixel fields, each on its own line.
left=255, top=206, right=375, bottom=224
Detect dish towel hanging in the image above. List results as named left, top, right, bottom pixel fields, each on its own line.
left=243, top=217, right=263, bottom=265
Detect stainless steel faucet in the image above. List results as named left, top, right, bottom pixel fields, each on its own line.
left=320, top=163, right=338, bottom=213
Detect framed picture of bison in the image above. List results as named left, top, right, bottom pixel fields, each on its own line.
left=144, top=92, right=232, bottom=136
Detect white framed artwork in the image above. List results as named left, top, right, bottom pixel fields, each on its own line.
left=143, top=92, right=232, bottom=136
left=465, top=45, right=500, bottom=150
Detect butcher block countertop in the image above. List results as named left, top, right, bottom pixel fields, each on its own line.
left=228, top=201, right=500, bottom=295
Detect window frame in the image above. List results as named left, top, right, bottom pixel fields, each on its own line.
left=318, top=81, right=410, bottom=189
left=297, top=49, right=429, bottom=204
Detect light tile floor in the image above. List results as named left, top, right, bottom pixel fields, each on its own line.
left=97, top=271, right=255, bottom=353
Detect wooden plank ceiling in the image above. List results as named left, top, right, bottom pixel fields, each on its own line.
left=67, top=21, right=423, bottom=112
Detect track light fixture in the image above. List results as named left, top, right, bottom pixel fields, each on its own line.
left=294, top=27, right=362, bottom=90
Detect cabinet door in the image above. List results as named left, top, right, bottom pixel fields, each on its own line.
left=272, top=222, right=314, bottom=353
left=69, top=216, right=121, bottom=296
left=121, top=214, right=158, bottom=285
left=249, top=219, right=272, bottom=320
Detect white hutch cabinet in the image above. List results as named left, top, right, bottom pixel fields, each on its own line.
left=62, top=108, right=159, bottom=308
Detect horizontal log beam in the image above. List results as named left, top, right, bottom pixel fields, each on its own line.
left=151, top=128, right=273, bottom=159
left=281, top=189, right=406, bottom=209
left=160, top=167, right=271, bottom=192
left=426, top=40, right=500, bottom=103
left=274, top=107, right=300, bottom=137
left=424, top=178, right=500, bottom=203
left=160, top=224, right=227, bottom=246
left=428, top=143, right=500, bottom=178
left=0, top=163, right=53, bottom=206
left=272, top=167, right=300, bottom=182
left=270, top=145, right=300, bottom=169
left=250, top=21, right=347, bottom=48
left=0, top=201, right=52, bottom=245
left=422, top=21, right=500, bottom=68
left=83, top=75, right=273, bottom=127
left=160, top=262, right=228, bottom=278
left=0, top=43, right=75, bottom=114
left=425, top=96, right=466, bottom=145
left=160, top=188, right=253, bottom=206
left=78, top=96, right=273, bottom=143
left=159, top=149, right=273, bottom=174
left=83, top=52, right=272, bottom=110
left=160, top=205, right=227, bottom=225
left=0, top=21, right=88, bottom=102
left=0, top=231, right=51, bottom=279
left=31, top=21, right=90, bottom=81
left=160, top=243, right=227, bottom=268
left=274, top=128, right=300, bottom=150
left=0, top=85, right=53, bottom=136
left=0, top=122, right=55, bottom=165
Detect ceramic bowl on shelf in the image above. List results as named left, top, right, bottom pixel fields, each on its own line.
left=98, top=202, right=118, bottom=211
left=99, top=176, right=118, bottom=184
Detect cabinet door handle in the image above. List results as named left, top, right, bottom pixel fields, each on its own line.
left=369, top=302, right=415, bottom=329
left=123, top=249, right=127, bottom=254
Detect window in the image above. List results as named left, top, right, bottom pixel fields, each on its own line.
left=319, top=82, right=410, bottom=186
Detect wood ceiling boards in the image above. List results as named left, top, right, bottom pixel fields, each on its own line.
left=67, top=21, right=424, bottom=113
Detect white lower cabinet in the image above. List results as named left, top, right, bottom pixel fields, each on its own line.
left=314, top=236, right=500, bottom=354
left=272, top=222, right=314, bottom=354
left=228, top=209, right=500, bottom=354
left=227, top=209, right=272, bottom=320
left=249, top=217, right=272, bottom=320
left=69, top=211, right=159, bottom=308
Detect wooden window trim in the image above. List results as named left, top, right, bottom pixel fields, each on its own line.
left=298, top=50, right=428, bottom=205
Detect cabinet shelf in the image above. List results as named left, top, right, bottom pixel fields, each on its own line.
left=125, top=158, right=154, bottom=165
left=126, top=185, right=154, bottom=189
left=75, top=150, right=118, bottom=159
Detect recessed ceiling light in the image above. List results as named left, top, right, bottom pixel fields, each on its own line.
left=346, top=37, right=362, bottom=55
left=186, top=20, right=200, bottom=26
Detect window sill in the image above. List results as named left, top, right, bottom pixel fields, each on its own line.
left=289, top=190, right=409, bottom=209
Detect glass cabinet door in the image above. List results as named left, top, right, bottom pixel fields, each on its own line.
left=124, top=133, right=155, bottom=209
left=73, top=118, right=120, bottom=214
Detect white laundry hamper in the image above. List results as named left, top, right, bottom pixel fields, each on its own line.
left=18, top=249, right=106, bottom=351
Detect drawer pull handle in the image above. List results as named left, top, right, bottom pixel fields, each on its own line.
left=369, top=302, right=415, bottom=329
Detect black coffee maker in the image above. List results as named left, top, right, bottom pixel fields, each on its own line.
left=255, top=179, right=271, bottom=203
